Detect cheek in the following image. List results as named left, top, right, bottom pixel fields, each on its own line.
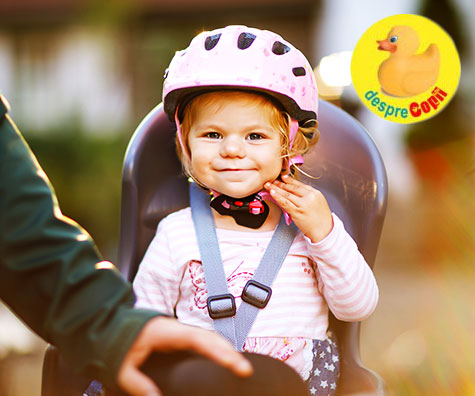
left=188, top=141, right=200, bottom=165
left=188, top=156, right=208, bottom=185
left=189, top=155, right=201, bottom=173
left=189, top=149, right=212, bottom=176
left=267, top=152, right=284, bottom=177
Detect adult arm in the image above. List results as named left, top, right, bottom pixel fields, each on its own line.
left=0, top=96, right=252, bottom=393
left=0, top=95, right=159, bottom=385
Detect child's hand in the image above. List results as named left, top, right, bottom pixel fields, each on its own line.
left=265, top=174, right=333, bottom=243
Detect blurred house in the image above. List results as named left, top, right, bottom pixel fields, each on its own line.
left=0, top=0, right=321, bottom=134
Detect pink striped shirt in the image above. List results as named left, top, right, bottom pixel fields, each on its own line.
left=133, top=207, right=378, bottom=378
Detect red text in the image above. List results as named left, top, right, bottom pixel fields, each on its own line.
left=409, top=87, right=448, bottom=117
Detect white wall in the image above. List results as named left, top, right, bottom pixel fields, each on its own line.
left=0, top=26, right=131, bottom=134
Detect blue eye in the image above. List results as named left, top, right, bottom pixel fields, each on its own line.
left=389, top=36, right=398, bottom=43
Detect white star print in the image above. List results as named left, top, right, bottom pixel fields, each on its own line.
left=320, top=380, right=328, bottom=388
left=326, top=346, right=331, bottom=353
left=314, top=368, right=321, bottom=376
left=332, top=355, right=339, bottom=362
left=319, top=351, right=326, bottom=359
left=310, top=386, right=317, bottom=395
left=327, top=363, right=335, bottom=372
left=331, top=382, right=337, bottom=390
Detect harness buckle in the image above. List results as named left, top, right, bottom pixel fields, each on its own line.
left=207, top=294, right=236, bottom=319
left=241, top=280, right=272, bottom=309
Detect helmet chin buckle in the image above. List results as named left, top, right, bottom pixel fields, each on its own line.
left=249, top=200, right=265, bottom=215
left=210, top=193, right=269, bottom=229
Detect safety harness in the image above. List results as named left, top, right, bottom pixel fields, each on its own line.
left=190, top=182, right=298, bottom=351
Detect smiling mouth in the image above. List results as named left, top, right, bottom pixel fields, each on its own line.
left=219, top=168, right=252, bottom=172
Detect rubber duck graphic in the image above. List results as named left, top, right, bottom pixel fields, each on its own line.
left=377, top=25, right=439, bottom=97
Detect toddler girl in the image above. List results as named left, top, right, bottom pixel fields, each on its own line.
left=133, top=25, right=379, bottom=395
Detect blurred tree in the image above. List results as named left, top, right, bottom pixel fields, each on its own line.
left=403, top=0, right=474, bottom=267
left=405, top=0, right=472, bottom=185
left=25, top=127, right=129, bottom=260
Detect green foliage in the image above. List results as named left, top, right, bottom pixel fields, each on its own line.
left=24, top=128, right=130, bottom=261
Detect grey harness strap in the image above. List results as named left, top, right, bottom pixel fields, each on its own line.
left=190, top=183, right=298, bottom=351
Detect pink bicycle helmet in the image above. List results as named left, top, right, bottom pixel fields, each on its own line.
left=163, top=25, right=318, bottom=125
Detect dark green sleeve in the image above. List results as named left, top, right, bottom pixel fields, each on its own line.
left=0, top=95, right=160, bottom=386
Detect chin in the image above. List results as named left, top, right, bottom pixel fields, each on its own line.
left=226, top=188, right=263, bottom=198
left=203, top=178, right=265, bottom=198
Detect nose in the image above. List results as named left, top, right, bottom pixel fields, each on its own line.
left=219, top=136, right=245, bottom=158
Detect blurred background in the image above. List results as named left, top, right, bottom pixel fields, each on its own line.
left=0, top=0, right=473, bottom=395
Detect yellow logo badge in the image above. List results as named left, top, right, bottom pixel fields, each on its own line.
left=351, top=14, right=460, bottom=123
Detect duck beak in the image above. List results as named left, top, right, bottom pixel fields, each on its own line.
left=377, top=39, right=397, bottom=53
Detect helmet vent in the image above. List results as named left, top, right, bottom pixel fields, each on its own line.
left=237, top=32, right=256, bottom=49
left=272, top=41, right=291, bottom=55
left=292, top=67, right=306, bottom=76
left=204, top=34, right=221, bottom=50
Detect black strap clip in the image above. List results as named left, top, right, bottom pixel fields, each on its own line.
left=241, top=280, right=272, bottom=309
left=207, top=294, right=236, bottom=319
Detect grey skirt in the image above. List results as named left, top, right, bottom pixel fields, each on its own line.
left=305, top=334, right=340, bottom=395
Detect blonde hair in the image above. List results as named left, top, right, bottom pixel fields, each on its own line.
left=177, top=90, right=319, bottom=180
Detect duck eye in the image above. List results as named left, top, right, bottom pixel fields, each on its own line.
left=389, top=35, right=398, bottom=43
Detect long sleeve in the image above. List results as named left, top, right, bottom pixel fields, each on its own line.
left=305, top=213, right=379, bottom=322
left=133, top=220, right=181, bottom=316
left=0, top=96, right=160, bottom=386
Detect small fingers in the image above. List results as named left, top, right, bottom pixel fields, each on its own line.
left=265, top=182, right=299, bottom=210
left=275, top=175, right=314, bottom=196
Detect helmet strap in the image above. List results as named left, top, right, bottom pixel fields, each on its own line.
left=286, top=119, right=304, bottom=172
left=175, top=107, right=190, bottom=161
left=289, top=118, right=299, bottom=148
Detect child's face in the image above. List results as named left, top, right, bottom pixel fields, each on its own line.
left=187, top=93, right=283, bottom=198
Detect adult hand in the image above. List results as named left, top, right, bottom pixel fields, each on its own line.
left=117, top=316, right=253, bottom=396
left=265, top=174, right=333, bottom=243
